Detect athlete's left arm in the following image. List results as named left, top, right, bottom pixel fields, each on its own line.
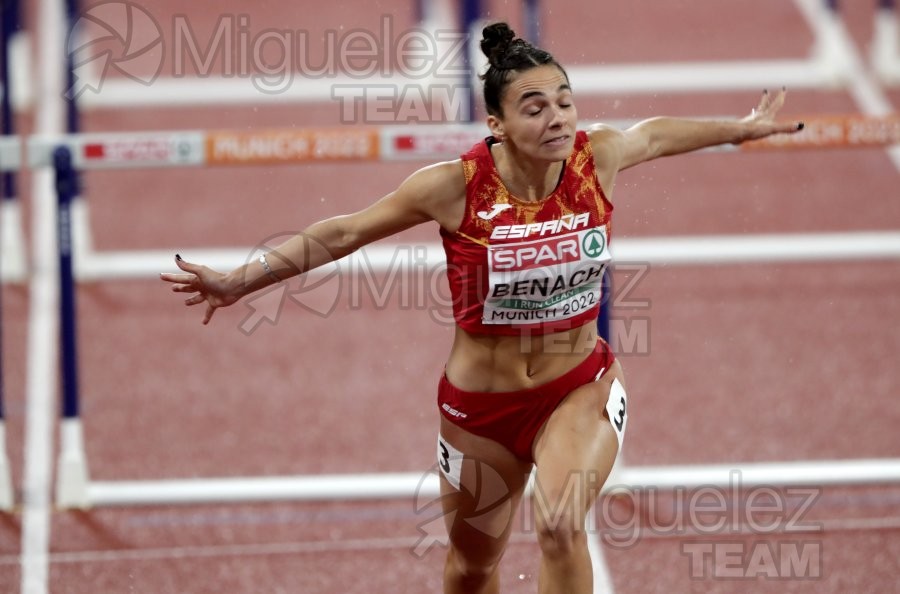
left=589, top=89, right=803, bottom=175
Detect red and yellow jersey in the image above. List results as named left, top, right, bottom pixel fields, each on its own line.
left=440, top=131, right=614, bottom=335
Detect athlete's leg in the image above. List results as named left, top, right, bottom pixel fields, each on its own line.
left=530, top=360, right=626, bottom=594
left=438, top=415, right=533, bottom=594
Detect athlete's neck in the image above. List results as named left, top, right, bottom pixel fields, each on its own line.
left=492, top=143, right=564, bottom=202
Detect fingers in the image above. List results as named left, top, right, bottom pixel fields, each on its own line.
left=161, top=255, right=202, bottom=294
left=175, top=254, right=193, bottom=272
left=160, top=272, right=189, bottom=283
left=160, top=274, right=197, bottom=289
left=755, top=88, right=787, bottom=116
left=160, top=254, right=201, bottom=286
left=768, top=88, right=786, bottom=114
left=182, top=292, right=217, bottom=325
left=161, top=254, right=219, bottom=325
left=174, top=253, right=210, bottom=276
left=756, top=89, right=771, bottom=113
left=180, top=291, right=217, bottom=325
left=161, top=272, right=199, bottom=293
left=760, top=88, right=801, bottom=134
left=184, top=293, right=207, bottom=306
left=780, top=120, right=805, bottom=134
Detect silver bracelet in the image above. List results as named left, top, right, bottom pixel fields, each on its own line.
left=258, top=253, right=282, bottom=282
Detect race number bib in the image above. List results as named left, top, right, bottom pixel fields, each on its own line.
left=436, top=435, right=463, bottom=490
left=604, top=378, right=628, bottom=450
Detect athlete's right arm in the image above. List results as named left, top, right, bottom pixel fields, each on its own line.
left=160, top=160, right=466, bottom=324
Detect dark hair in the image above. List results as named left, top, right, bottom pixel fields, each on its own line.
left=479, top=22, right=568, bottom=117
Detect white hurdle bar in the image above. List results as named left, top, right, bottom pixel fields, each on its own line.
left=83, top=458, right=900, bottom=507
left=62, top=231, right=900, bottom=283
left=78, top=30, right=839, bottom=108
left=16, top=116, right=900, bottom=281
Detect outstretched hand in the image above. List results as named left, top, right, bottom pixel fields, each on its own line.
left=739, top=88, right=804, bottom=142
left=160, top=255, right=239, bottom=324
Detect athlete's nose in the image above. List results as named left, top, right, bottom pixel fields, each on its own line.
left=548, top=105, right=566, bottom=128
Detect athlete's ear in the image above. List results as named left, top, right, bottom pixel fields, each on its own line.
left=487, top=115, right=505, bottom=140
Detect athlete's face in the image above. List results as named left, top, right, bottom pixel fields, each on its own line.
left=488, top=65, right=578, bottom=162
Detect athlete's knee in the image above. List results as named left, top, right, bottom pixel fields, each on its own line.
left=446, top=545, right=501, bottom=586
left=535, top=512, right=587, bottom=559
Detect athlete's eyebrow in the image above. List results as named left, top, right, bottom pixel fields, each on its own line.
left=517, top=84, right=572, bottom=105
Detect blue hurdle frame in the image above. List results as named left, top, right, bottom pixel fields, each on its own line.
left=54, top=146, right=81, bottom=423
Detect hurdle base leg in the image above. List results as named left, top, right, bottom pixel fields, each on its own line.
left=1, top=199, right=27, bottom=283
left=802, top=0, right=853, bottom=85
left=0, top=423, right=14, bottom=510
left=55, top=418, right=90, bottom=509
left=872, top=8, right=900, bottom=84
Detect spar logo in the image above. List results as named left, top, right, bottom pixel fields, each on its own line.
left=490, top=234, right=581, bottom=271
left=582, top=228, right=606, bottom=258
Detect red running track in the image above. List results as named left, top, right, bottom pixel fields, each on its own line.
left=1, top=0, right=900, bottom=592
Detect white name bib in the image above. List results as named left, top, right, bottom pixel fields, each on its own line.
left=483, top=226, right=611, bottom=325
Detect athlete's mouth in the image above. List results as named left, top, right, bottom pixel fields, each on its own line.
left=543, top=135, right=570, bottom=147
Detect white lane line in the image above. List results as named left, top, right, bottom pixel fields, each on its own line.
left=5, top=535, right=431, bottom=566
left=0, top=512, right=895, bottom=568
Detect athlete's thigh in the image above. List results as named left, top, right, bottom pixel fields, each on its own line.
left=438, top=415, right=533, bottom=560
left=531, top=361, right=627, bottom=524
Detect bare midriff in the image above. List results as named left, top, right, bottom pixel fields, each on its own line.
left=443, top=321, right=600, bottom=393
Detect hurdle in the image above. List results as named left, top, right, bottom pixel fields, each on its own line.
left=30, top=113, right=900, bottom=508
left=63, top=0, right=886, bottom=109
left=49, top=0, right=900, bottom=266
left=435, top=0, right=900, bottom=105
left=19, top=114, right=900, bottom=284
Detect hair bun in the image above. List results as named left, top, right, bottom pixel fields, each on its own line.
left=480, top=23, right=517, bottom=67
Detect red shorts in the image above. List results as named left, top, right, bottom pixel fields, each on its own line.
left=437, top=339, right=616, bottom=462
